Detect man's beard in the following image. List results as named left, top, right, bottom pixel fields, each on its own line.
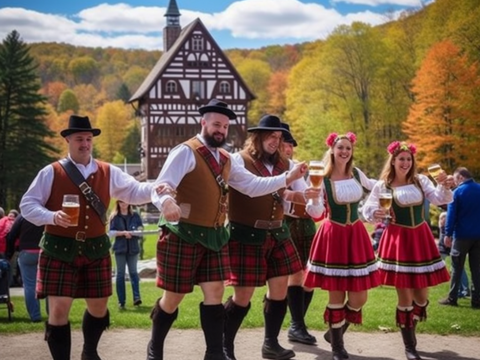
left=204, top=132, right=226, bottom=148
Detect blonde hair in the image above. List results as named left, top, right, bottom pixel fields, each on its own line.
left=379, top=150, right=418, bottom=186
left=323, top=139, right=355, bottom=178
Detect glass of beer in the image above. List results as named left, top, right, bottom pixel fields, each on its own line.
left=308, top=160, right=325, bottom=189
left=378, top=188, right=393, bottom=221
left=62, top=194, right=80, bottom=226
left=428, top=163, right=442, bottom=181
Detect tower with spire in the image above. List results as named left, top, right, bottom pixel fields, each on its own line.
left=163, top=0, right=181, bottom=52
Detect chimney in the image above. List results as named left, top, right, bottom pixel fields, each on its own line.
left=163, top=0, right=181, bottom=52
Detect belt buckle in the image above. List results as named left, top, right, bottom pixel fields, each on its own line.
left=75, top=231, right=86, bottom=242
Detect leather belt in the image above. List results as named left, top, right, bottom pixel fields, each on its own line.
left=254, top=220, right=283, bottom=230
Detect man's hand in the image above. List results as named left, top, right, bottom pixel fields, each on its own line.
left=286, top=161, right=308, bottom=185
left=53, top=210, right=72, bottom=228
left=162, top=198, right=182, bottom=223
left=444, top=235, right=452, bottom=248
left=156, top=183, right=176, bottom=197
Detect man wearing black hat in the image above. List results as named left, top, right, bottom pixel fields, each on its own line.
left=20, top=114, right=155, bottom=360
left=281, top=123, right=318, bottom=346
left=222, top=115, right=320, bottom=360
left=146, top=100, right=309, bottom=360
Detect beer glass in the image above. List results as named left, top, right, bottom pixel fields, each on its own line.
left=427, top=163, right=442, bottom=182
left=62, top=194, right=80, bottom=226
left=378, top=188, right=393, bottom=221
left=307, top=160, right=325, bottom=205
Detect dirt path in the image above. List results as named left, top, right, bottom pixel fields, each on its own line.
left=0, top=328, right=478, bottom=360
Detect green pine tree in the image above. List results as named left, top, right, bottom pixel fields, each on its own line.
left=0, top=30, right=57, bottom=207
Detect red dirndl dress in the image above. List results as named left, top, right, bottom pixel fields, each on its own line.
left=304, top=177, right=380, bottom=291
left=377, top=199, right=450, bottom=288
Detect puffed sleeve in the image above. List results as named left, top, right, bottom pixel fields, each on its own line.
left=362, top=180, right=385, bottom=223
left=418, top=174, right=453, bottom=206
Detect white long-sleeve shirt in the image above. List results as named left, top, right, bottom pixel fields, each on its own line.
left=20, top=155, right=153, bottom=227
left=151, top=135, right=289, bottom=211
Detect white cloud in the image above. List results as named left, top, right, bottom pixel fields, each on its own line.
left=332, top=0, right=424, bottom=5
left=0, top=1, right=419, bottom=50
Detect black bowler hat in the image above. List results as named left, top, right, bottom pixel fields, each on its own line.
left=199, top=99, right=237, bottom=120
left=248, top=115, right=290, bottom=136
left=60, top=115, right=101, bottom=138
left=281, top=123, right=297, bottom=147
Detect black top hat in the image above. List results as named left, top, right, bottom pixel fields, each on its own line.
left=248, top=115, right=290, bottom=136
left=281, top=123, right=297, bottom=147
left=199, top=99, right=237, bottom=120
left=60, top=115, right=101, bottom=138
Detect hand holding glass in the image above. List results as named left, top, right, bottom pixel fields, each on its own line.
left=378, top=188, right=392, bottom=221
left=308, top=160, right=325, bottom=205
left=428, top=164, right=442, bottom=182
left=62, top=194, right=80, bottom=226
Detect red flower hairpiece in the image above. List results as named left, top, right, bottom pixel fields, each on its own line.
left=387, top=141, right=417, bottom=156
left=325, top=132, right=357, bottom=147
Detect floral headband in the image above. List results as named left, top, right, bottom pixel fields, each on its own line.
left=387, top=141, right=417, bottom=156
left=325, top=132, right=357, bottom=147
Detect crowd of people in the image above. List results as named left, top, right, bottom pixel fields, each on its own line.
left=2, top=101, right=477, bottom=360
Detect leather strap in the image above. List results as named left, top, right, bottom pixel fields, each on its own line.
left=58, top=158, right=108, bottom=225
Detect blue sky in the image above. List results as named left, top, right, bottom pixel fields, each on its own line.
left=0, top=0, right=432, bottom=50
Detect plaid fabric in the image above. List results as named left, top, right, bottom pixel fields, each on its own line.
left=346, top=305, right=363, bottom=324
left=226, top=233, right=302, bottom=287
left=196, top=145, right=228, bottom=179
left=156, top=230, right=230, bottom=294
left=251, top=158, right=286, bottom=177
left=396, top=308, right=415, bottom=328
left=36, top=250, right=112, bottom=299
left=324, top=306, right=346, bottom=325
left=413, top=301, right=428, bottom=322
left=285, top=218, right=314, bottom=267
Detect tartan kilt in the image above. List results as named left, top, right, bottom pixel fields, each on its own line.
left=36, top=250, right=112, bottom=299
left=156, top=231, right=231, bottom=294
left=226, top=233, right=302, bottom=287
left=286, top=218, right=315, bottom=267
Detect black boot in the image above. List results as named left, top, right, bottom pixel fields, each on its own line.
left=261, top=297, right=295, bottom=360
left=400, top=327, right=422, bottom=360
left=223, top=296, right=250, bottom=360
left=330, top=327, right=348, bottom=360
left=303, top=289, right=314, bottom=316
left=44, top=322, right=71, bottom=360
left=81, top=310, right=109, bottom=360
left=147, top=299, right=178, bottom=360
left=200, top=303, right=226, bottom=360
left=287, top=286, right=316, bottom=345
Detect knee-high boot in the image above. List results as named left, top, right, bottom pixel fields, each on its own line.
left=223, top=296, right=250, bottom=360
left=303, top=289, right=314, bottom=316
left=324, top=306, right=349, bottom=360
left=287, top=286, right=316, bottom=345
left=45, top=322, right=71, bottom=360
left=147, top=298, right=178, bottom=360
left=411, top=301, right=429, bottom=348
left=81, top=310, right=110, bottom=360
left=200, top=303, right=226, bottom=360
left=261, top=297, right=295, bottom=360
left=397, top=307, right=422, bottom=360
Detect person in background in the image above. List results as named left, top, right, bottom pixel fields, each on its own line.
left=6, top=213, right=45, bottom=322
left=362, top=140, right=453, bottom=360
left=223, top=115, right=319, bottom=360
left=147, top=100, right=308, bottom=360
left=109, top=200, right=144, bottom=309
left=20, top=114, right=155, bottom=360
left=305, top=132, right=380, bottom=360
left=439, top=167, right=480, bottom=309
left=281, top=123, right=317, bottom=346
left=370, top=222, right=386, bottom=252
left=0, top=209, right=16, bottom=259
left=437, top=211, right=470, bottom=299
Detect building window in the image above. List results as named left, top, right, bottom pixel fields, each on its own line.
left=166, top=80, right=177, bottom=93
left=219, top=81, right=230, bottom=94
left=192, top=81, right=205, bottom=100
left=192, top=38, right=204, bottom=51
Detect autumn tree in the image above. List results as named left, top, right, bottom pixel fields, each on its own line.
left=403, top=40, right=480, bottom=174
left=58, top=89, right=80, bottom=113
left=0, top=30, right=57, bottom=207
left=266, top=70, right=289, bottom=116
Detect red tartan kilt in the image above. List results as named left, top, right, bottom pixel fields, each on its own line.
left=36, top=250, right=112, bottom=299
left=156, top=231, right=231, bottom=294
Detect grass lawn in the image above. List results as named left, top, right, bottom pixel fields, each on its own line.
left=2, top=224, right=479, bottom=336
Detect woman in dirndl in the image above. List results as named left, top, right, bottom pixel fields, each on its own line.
left=362, top=141, right=453, bottom=360
left=304, top=132, right=380, bottom=360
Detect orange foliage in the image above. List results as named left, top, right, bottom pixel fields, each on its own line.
left=41, top=81, right=68, bottom=108
left=403, top=40, right=480, bottom=173
left=267, top=70, right=289, bottom=115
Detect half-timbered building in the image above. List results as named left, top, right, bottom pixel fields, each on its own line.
left=129, top=0, right=255, bottom=180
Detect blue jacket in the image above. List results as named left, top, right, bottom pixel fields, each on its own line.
left=110, top=212, right=143, bottom=255
left=445, top=178, right=480, bottom=240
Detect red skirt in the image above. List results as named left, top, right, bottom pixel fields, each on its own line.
left=304, top=220, right=380, bottom=291
left=377, top=222, right=450, bottom=288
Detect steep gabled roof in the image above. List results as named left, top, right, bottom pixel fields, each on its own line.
left=129, top=18, right=255, bottom=103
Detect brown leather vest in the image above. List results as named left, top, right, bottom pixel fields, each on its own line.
left=228, top=150, right=287, bottom=227
left=45, top=160, right=110, bottom=238
left=175, top=137, right=231, bottom=228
